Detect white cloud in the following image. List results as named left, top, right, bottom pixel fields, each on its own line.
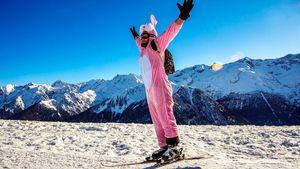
left=230, top=52, right=245, bottom=62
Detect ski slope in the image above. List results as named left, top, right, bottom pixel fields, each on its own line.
left=0, top=120, right=299, bottom=169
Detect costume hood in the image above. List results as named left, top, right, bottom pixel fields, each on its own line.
left=139, top=14, right=158, bottom=36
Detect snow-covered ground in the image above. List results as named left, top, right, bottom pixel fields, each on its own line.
left=0, top=120, right=299, bottom=169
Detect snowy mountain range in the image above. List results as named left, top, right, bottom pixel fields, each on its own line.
left=1, top=54, right=299, bottom=125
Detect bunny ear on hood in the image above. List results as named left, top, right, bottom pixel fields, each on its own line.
left=150, top=14, right=157, bottom=27
left=139, top=14, right=158, bottom=36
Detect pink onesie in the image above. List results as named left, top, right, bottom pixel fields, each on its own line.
left=135, top=22, right=182, bottom=147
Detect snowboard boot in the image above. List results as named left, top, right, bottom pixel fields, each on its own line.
left=160, top=136, right=184, bottom=163
left=160, top=145, right=184, bottom=163
left=145, top=145, right=168, bottom=161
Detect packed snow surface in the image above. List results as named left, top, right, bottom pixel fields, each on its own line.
left=0, top=120, right=299, bottom=169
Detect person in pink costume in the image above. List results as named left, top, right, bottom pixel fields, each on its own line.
left=130, top=0, right=194, bottom=162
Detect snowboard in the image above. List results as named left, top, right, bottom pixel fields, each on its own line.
left=149, top=154, right=213, bottom=168
left=102, top=154, right=213, bottom=168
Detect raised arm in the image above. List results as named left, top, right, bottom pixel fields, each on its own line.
left=130, top=26, right=142, bottom=52
left=157, top=0, right=194, bottom=54
left=157, top=19, right=183, bottom=55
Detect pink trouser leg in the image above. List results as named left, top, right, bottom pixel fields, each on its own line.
left=154, top=82, right=178, bottom=138
left=147, top=98, right=167, bottom=148
left=147, top=81, right=179, bottom=148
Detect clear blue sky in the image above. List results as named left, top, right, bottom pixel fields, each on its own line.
left=1, top=0, right=300, bottom=86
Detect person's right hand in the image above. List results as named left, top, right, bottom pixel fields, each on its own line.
left=130, top=26, right=139, bottom=39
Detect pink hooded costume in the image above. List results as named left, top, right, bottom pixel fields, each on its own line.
left=135, top=15, right=182, bottom=148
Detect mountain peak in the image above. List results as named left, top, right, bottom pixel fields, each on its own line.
left=237, top=57, right=252, bottom=62
left=283, top=53, right=300, bottom=59
left=280, top=53, right=300, bottom=62
left=24, top=82, right=38, bottom=89
left=1, top=84, right=15, bottom=95
left=52, top=80, right=67, bottom=87
left=111, top=73, right=142, bottom=84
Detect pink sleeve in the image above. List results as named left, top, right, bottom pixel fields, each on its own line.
left=135, top=38, right=142, bottom=52
left=157, top=22, right=182, bottom=55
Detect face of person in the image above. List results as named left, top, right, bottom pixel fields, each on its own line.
left=141, top=32, right=150, bottom=47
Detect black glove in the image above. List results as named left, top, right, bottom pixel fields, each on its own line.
left=130, top=26, right=139, bottom=39
left=177, top=0, right=194, bottom=20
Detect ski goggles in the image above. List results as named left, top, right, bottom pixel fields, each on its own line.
left=141, top=32, right=156, bottom=39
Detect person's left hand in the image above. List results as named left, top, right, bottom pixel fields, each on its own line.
left=177, top=0, right=194, bottom=20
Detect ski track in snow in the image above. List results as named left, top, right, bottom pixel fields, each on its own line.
left=0, top=120, right=299, bottom=169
